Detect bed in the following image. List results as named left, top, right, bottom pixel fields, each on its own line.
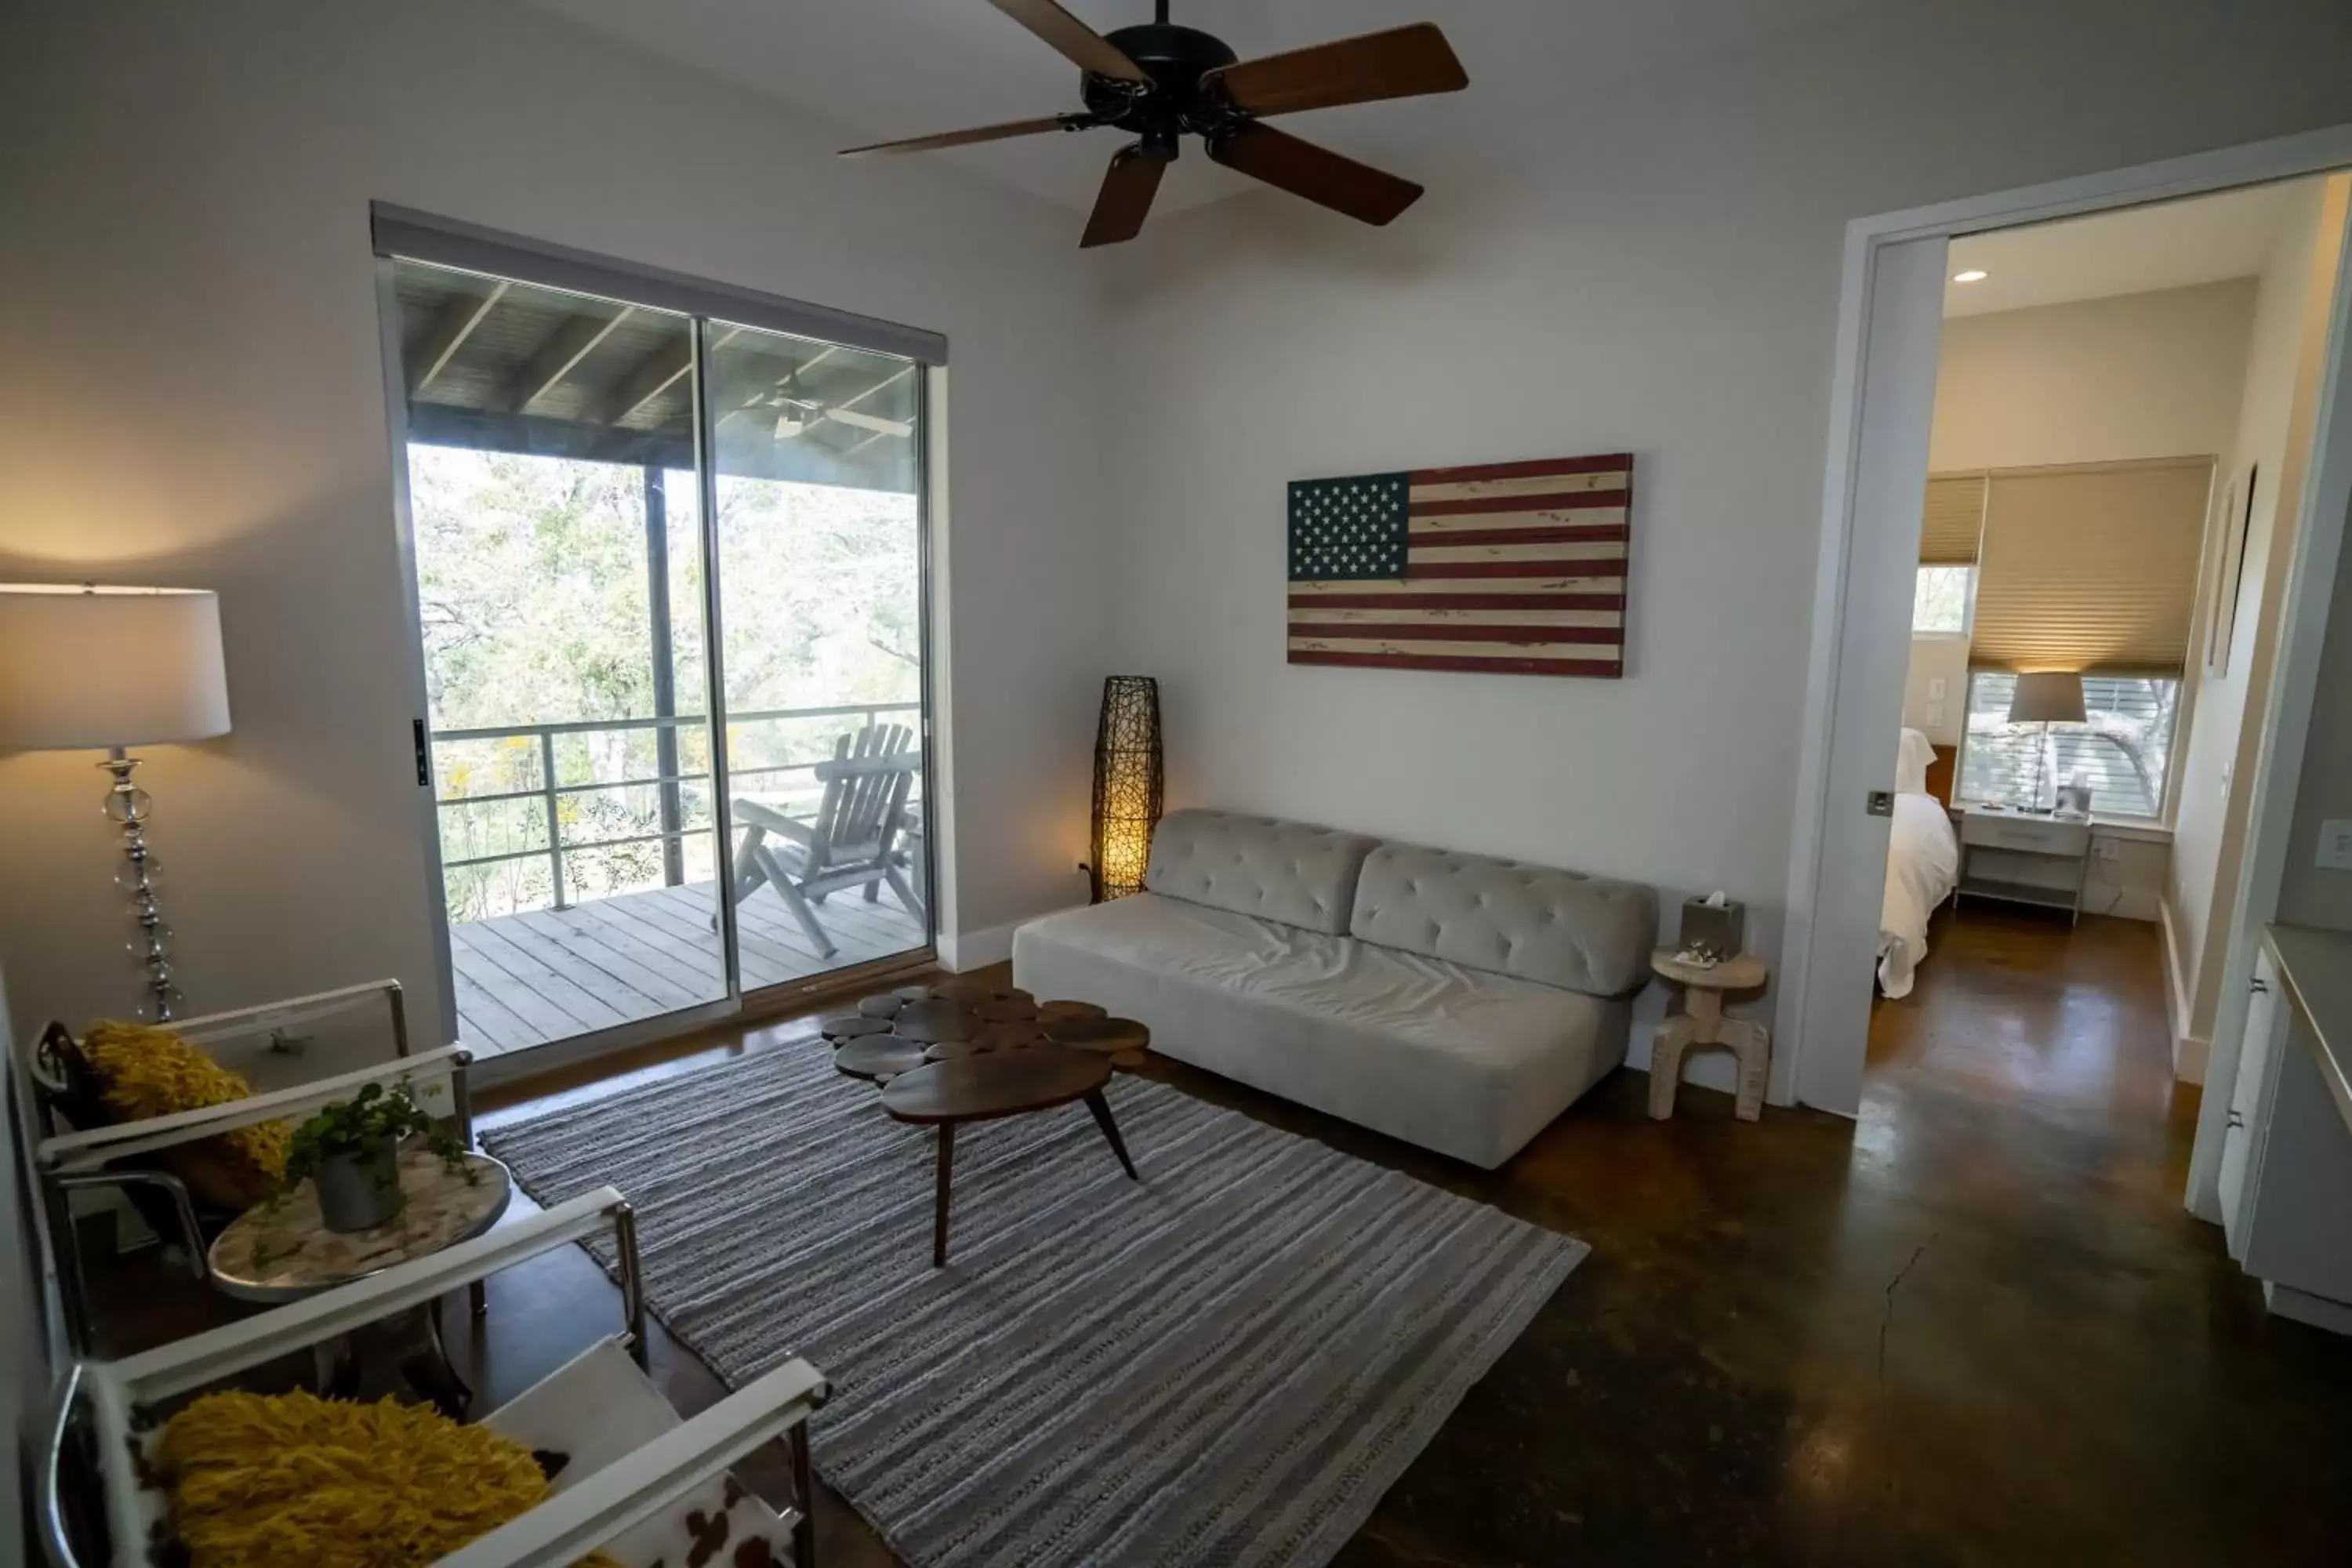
left=1878, top=728, right=1961, bottom=998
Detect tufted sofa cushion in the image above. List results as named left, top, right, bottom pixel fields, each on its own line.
left=1145, top=809, right=1378, bottom=936
left=1348, top=841, right=1657, bottom=997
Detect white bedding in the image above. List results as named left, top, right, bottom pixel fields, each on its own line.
left=1878, top=790, right=1959, bottom=998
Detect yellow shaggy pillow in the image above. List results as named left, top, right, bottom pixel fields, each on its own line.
left=82, top=1021, right=290, bottom=1209
left=158, top=1390, right=620, bottom=1568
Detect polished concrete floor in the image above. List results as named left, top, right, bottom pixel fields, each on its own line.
left=80, top=908, right=2352, bottom=1564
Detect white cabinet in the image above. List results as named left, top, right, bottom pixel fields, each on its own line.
left=2219, top=952, right=2284, bottom=1258
left=2224, top=930, right=2352, bottom=1334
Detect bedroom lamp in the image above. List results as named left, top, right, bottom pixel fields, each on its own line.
left=2006, top=670, right=2085, bottom=814
left=0, top=584, right=232, bottom=1022
left=1089, top=675, right=1163, bottom=902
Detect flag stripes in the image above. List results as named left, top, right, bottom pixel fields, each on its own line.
left=1287, top=453, right=1632, bottom=678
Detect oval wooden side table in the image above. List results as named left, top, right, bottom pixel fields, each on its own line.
left=1646, top=949, right=1771, bottom=1122
left=208, top=1149, right=512, bottom=1414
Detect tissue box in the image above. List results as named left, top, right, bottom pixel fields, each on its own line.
left=1679, top=897, right=1746, bottom=960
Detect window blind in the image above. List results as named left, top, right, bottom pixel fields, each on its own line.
left=1969, top=459, right=2214, bottom=676
left=1918, top=475, right=1987, bottom=565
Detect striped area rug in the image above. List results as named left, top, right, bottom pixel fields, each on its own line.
left=485, top=1043, right=1586, bottom=1568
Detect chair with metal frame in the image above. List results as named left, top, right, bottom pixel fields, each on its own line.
left=38, top=1186, right=829, bottom=1568
left=16, top=979, right=477, bottom=1354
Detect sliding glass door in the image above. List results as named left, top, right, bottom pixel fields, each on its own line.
left=382, top=251, right=933, bottom=1062
left=704, top=324, right=928, bottom=990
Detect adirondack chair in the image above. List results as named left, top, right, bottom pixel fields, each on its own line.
left=726, top=722, right=924, bottom=960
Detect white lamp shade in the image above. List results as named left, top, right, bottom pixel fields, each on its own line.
left=2006, top=670, right=2087, bottom=726
left=0, top=585, right=232, bottom=750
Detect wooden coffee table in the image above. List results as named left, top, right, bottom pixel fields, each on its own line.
left=880, top=1045, right=1139, bottom=1266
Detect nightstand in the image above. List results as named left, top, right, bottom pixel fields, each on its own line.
left=1955, top=808, right=2092, bottom=924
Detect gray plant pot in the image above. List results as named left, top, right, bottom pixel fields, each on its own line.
left=314, top=1136, right=405, bottom=1233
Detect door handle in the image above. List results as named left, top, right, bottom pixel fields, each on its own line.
left=2250, top=977, right=2269, bottom=995
left=1867, top=790, right=1893, bottom=817
left=2227, top=1109, right=2245, bottom=1129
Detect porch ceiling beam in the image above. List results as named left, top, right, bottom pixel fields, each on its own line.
left=584, top=324, right=757, bottom=430
left=598, top=339, right=692, bottom=428
left=407, top=279, right=510, bottom=397
left=506, top=306, right=635, bottom=412
left=833, top=364, right=914, bottom=413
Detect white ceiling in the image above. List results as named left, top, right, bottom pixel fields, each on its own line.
left=1943, top=180, right=2307, bottom=318
left=526, top=0, right=1896, bottom=219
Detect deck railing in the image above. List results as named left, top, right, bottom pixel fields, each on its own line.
left=432, top=701, right=920, bottom=913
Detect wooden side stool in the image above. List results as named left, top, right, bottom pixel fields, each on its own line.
left=1647, top=948, right=1771, bottom=1122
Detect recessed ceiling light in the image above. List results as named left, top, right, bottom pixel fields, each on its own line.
left=1952, top=268, right=1990, bottom=284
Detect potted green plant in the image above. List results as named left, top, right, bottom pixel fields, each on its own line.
left=284, top=1080, right=468, bottom=1233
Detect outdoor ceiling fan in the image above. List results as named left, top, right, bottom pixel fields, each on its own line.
left=840, top=0, right=1468, bottom=248
left=764, top=361, right=913, bottom=441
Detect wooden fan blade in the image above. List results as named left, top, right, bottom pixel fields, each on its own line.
left=1203, top=23, right=1467, bottom=117
left=1207, top=123, right=1423, bottom=226
left=840, top=114, right=1090, bottom=157
left=822, top=408, right=913, bottom=437
left=1080, top=145, right=1168, bottom=249
left=985, top=0, right=1149, bottom=83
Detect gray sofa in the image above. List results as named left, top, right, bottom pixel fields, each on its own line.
left=1011, top=809, right=1658, bottom=1167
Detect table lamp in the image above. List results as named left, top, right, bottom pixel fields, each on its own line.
left=0, top=584, right=231, bottom=1021
left=2006, top=670, right=2085, bottom=814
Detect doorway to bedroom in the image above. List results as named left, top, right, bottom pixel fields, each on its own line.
left=1865, top=174, right=2347, bottom=1139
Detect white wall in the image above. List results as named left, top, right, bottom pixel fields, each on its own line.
left=1900, top=634, right=1970, bottom=746
left=0, top=0, right=1109, bottom=1040
left=1927, top=281, right=2259, bottom=472
left=2171, top=178, right=2350, bottom=1054
left=1100, top=0, right=2352, bottom=1070
left=2276, top=510, right=2352, bottom=934
left=2274, top=182, right=2352, bottom=935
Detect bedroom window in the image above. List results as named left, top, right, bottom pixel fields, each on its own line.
left=1955, top=671, right=2180, bottom=818
left=1912, top=565, right=1975, bottom=633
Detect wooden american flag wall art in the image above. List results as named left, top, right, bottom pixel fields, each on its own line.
left=1286, top=453, right=1634, bottom=677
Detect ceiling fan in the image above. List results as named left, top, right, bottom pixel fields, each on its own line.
left=764, top=361, right=913, bottom=441
left=840, top=0, right=1468, bottom=248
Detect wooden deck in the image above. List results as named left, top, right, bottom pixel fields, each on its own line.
left=449, top=880, right=926, bottom=1056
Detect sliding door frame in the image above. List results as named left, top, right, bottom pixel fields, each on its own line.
left=371, top=206, right=949, bottom=1083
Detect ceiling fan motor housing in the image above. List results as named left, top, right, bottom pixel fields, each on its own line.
left=1084, top=23, right=1243, bottom=159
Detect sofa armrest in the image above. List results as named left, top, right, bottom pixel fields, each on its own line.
left=36, top=1045, right=471, bottom=1175
left=169, top=978, right=409, bottom=1054
left=102, top=1185, right=628, bottom=1401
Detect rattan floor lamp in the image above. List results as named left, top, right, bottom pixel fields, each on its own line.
left=1089, top=676, right=1163, bottom=902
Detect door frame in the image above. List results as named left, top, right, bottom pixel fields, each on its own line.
left=1777, top=123, right=2352, bottom=1123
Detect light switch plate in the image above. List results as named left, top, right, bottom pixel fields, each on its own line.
left=2319, top=819, right=2352, bottom=872
left=1927, top=677, right=1947, bottom=700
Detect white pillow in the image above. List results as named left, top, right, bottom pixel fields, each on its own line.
left=1895, top=728, right=1936, bottom=796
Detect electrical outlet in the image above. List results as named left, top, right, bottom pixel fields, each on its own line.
left=2094, top=838, right=2121, bottom=862
left=2318, top=819, right=2352, bottom=872
left=1926, top=700, right=1945, bottom=728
